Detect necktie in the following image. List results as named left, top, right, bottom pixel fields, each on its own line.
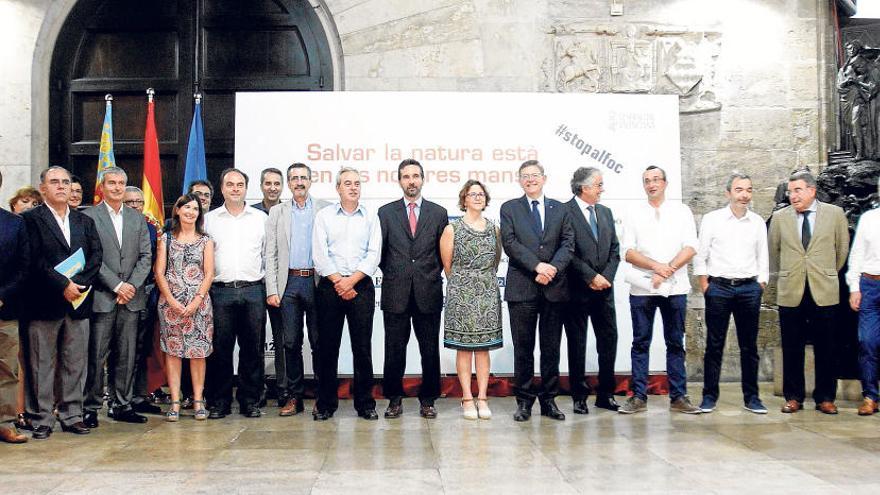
left=587, top=205, right=599, bottom=240
left=801, top=210, right=811, bottom=250
left=408, top=202, right=417, bottom=236
left=531, top=200, right=543, bottom=236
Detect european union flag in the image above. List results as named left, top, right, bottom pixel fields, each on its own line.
left=182, top=98, right=207, bottom=195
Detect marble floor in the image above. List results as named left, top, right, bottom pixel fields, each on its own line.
left=3, top=383, right=880, bottom=494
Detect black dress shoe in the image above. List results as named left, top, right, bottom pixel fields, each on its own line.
left=113, top=409, right=149, bottom=424
left=60, top=422, right=91, bottom=435
left=15, top=413, right=34, bottom=431
left=208, top=407, right=227, bottom=420
left=132, top=401, right=163, bottom=415
left=595, top=395, right=620, bottom=411
left=419, top=404, right=437, bottom=419
left=539, top=399, right=566, bottom=420
left=573, top=399, right=590, bottom=415
left=513, top=401, right=532, bottom=422
left=384, top=398, right=403, bottom=418
left=242, top=406, right=262, bottom=418
left=357, top=408, right=379, bottom=420
left=31, top=425, right=52, bottom=440
left=83, top=411, right=99, bottom=428
left=313, top=410, right=333, bottom=421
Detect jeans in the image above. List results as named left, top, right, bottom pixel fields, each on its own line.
left=702, top=279, right=763, bottom=403
left=206, top=284, right=267, bottom=410
left=279, top=274, right=319, bottom=400
left=858, top=276, right=880, bottom=401
left=629, top=294, right=688, bottom=401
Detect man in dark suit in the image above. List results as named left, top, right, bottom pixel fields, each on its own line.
left=81, top=169, right=152, bottom=428
left=378, top=159, right=449, bottom=419
left=22, top=166, right=102, bottom=439
left=0, top=169, right=31, bottom=444
left=563, top=167, right=620, bottom=414
left=501, top=159, right=574, bottom=421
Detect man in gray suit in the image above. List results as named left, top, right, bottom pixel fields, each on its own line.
left=82, top=167, right=153, bottom=426
left=264, top=162, right=329, bottom=416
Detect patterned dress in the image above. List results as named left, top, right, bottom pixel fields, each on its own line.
left=159, top=234, right=213, bottom=359
left=444, top=218, right=503, bottom=350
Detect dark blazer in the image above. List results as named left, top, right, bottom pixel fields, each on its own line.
left=22, top=204, right=102, bottom=321
left=565, top=199, right=620, bottom=301
left=378, top=198, right=449, bottom=314
left=500, top=196, right=574, bottom=303
left=83, top=203, right=153, bottom=312
left=0, top=210, right=30, bottom=321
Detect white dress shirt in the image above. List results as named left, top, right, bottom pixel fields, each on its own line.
left=847, top=208, right=880, bottom=292
left=50, top=205, right=71, bottom=246
left=404, top=196, right=423, bottom=221
left=622, top=200, right=698, bottom=296
left=312, top=202, right=382, bottom=278
left=104, top=201, right=124, bottom=246
left=693, top=206, right=769, bottom=284
left=205, top=204, right=267, bottom=283
left=573, top=195, right=597, bottom=232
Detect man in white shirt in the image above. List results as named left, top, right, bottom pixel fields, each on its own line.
left=82, top=167, right=153, bottom=427
left=204, top=168, right=268, bottom=419
left=619, top=165, right=701, bottom=414
left=693, top=172, right=769, bottom=414
left=312, top=167, right=382, bottom=421
left=847, top=177, right=880, bottom=416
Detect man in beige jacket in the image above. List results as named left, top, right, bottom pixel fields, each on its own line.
left=769, top=171, right=849, bottom=414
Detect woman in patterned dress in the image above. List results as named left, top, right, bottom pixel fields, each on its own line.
left=440, top=180, right=503, bottom=420
left=154, top=194, right=215, bottom=421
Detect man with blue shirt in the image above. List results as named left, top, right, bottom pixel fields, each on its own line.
left=264, top=163, right=329, bottom=416
left=312, top=167, right=382, bottom=421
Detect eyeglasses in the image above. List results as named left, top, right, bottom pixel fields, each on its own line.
left=123, top=199, right=145, bottom=205
left=191, top=191, right=212, bottom=198
left=519, top=173, right=544, bottom=181
left=288, top=175, right=311, bottom=182
left=466, top=192, right=486, bottom=199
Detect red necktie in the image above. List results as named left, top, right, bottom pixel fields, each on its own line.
left=408, top=202, right=417, bottom=236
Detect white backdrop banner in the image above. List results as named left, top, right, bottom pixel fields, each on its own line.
left=234, top=91, right=683, bottom=376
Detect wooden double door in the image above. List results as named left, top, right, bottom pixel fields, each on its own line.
left=50, top=0, right=333, bottom=208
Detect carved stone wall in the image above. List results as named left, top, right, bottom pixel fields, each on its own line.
left=1, top=0, right=837, bottom=383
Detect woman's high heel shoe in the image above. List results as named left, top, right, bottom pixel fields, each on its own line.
left=166, top=401, right=181, bottom=422
left=461, top=398, right=478, bottom=420
left=476, top=398, right=492, bottom=419
left=193, top=400, right=208, bottom=421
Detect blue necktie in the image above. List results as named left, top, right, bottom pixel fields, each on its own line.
left=587, top=205, right=599, bottom=240
left=531, top=200, right=543, bottom=236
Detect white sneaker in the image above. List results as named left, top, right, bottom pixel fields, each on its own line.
left=476, top=398, right=491, bottom=419
left=462, top=399, right=478, bottom=420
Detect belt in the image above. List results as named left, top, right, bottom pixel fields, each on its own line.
left=709, top=276, right=757, bottom=287
left=862, top=273, right=880, bottom=281
left=212, top=280, right=263, bottom=289
left=289, top=268, right=314, bottom=277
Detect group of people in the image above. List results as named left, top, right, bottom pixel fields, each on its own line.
left=2, top=157, right=879, bottom=445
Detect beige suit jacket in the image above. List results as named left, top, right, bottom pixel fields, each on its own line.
left=264, top=197, right=331, bottom=297
left=768, top=201, right=849, bottom=307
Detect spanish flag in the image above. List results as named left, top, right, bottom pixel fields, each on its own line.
left=93, top=95, right=117, bottom=203
left=142, top=90, right=164, bottom=230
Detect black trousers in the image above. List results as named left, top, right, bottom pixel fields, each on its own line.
left=315, top=277, right=376, bottom=413
left=778, top=284, right=838, bottom=403
left=382, top=289, right=441, bottom=404
left=206, top=284, right=267, bottom=410
left=508, top=297, right=564, bottom=404
left=563, top=288, right=618, bottom=400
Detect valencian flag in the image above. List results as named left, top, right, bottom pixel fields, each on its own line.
left=182, top=94, right=207, bottom=195
left=94, top=94, right=117, bottom=203
left=142, top=89, right=164, bottom=230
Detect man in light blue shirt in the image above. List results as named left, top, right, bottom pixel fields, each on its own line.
left=264, top=163, right=329, bottom=416
left=311, top=167, right=382, bottom=420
